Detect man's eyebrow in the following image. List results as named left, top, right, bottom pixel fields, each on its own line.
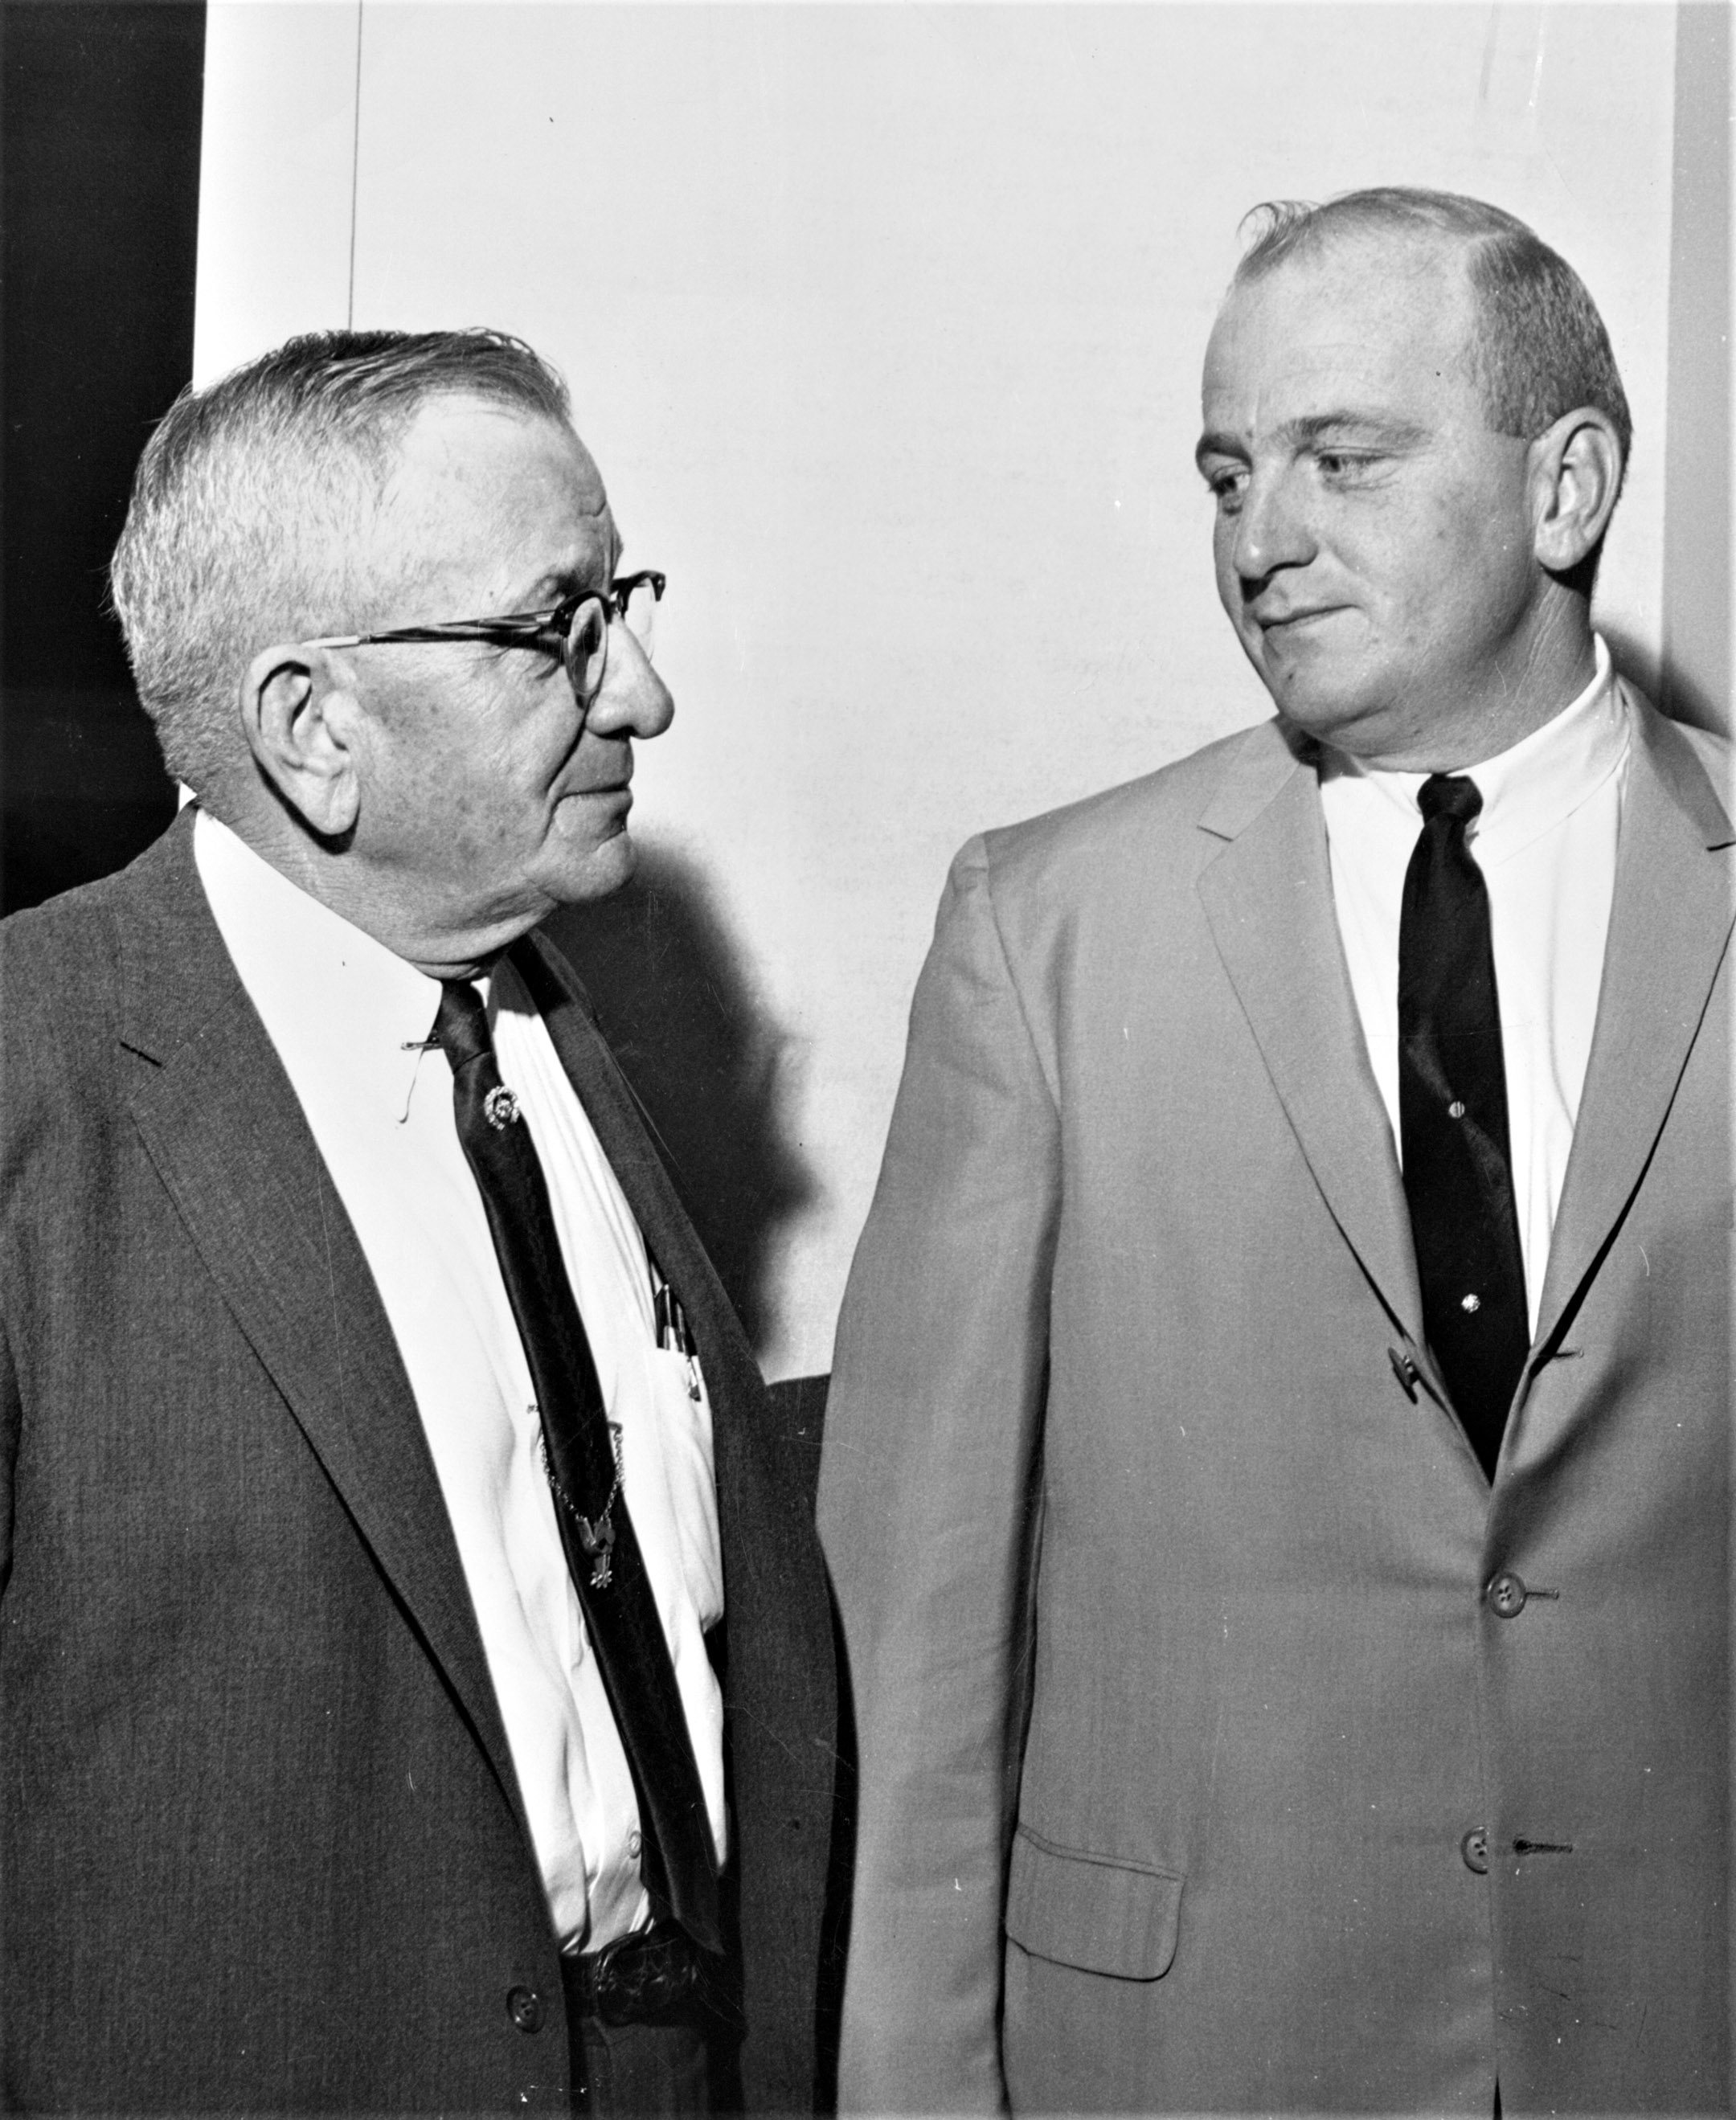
left=1196, top=414, right=1430, bottom=470
left=1279, top=412, right=1431, bottom=450
left=518, top=549, right=620, bottom=607
left=1195, top=431, right=1243, bottom=470
left=512, top=571, right=584, bottom=608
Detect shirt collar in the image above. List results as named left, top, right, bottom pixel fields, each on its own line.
left=1320, top=636, right=1628, bottom=868
left=193, top=807, right=452, bottom=1122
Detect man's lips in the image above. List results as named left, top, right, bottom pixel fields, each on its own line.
left=1250, top=604, right=1345, bottom=634
left=556, top=739, right=635, bottom=807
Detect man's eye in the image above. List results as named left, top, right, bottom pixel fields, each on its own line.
left=1203, top=466, right=1247, bottom=510
left=1316, top=450, right=1378, bottom=481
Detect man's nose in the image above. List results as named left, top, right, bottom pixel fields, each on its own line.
left=586, top=617, right=674, bottom=741
left=1230, top=465, right=1316, bottom=587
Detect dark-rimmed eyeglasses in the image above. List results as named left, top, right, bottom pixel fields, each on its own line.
left=305, top=570, right=665, bottom=711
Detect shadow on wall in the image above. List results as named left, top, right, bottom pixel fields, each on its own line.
left=1603, top=622, right=1729, bottom=740
left=543, top=842, right=815, bottom=1361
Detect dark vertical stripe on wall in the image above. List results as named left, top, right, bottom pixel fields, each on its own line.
left=2, top=0, right=206, bottom=914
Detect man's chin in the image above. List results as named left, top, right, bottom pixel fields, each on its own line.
left=1259, top=677, right=1371, bottom=747
left=1251, top=645, right=1388, bottom=747
left=547, top=829, right=639, bottom=908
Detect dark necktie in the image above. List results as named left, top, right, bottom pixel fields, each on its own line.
left=1397, top=776, right=1529, bottom=1479
left=432, top=977, right=721, bottom=1954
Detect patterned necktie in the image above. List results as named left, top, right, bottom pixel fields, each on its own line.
left=1397, top=776, right=1529, bottom=1479
left=432, top=976, right=721, bottom=1954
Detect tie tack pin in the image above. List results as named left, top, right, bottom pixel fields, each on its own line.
left=484, top=1085, right=521, bottom=1130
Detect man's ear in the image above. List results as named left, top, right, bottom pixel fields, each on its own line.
left=1527, top=407, right=1624, bottom=577
left=240, top=645, right=364, bottom=838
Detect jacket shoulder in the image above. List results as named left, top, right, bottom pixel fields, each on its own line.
left=2, top=863, right=128, bottom=968
left=0, top=821, right=198, bottom=1137
left=0, top=867, right=131, bottom=1072
left=970, top=717, right=1292, bottom=906
left=1659, top=712, right=1734, bottom=806
left=1622, top=684, right=1736, bottom=839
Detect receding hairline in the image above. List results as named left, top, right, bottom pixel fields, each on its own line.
left=1229, top=188, right=1535, bottom=283
left=1210, top=222, right=1489, bottom=377
left=1216, top=216, right=1483, bottom=330
left=374, top=387, right=607, bottom=498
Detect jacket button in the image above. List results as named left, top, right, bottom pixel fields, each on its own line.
left=506, top=1986, right=545, bottom=2034
left=1460, top=1827, right=1490, bottom=1875
left=1486, top=1571, right=1528, bottom=1618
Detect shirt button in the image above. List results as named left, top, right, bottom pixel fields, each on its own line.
left=1460, top=1827, right=1490, bottom=1875
left=1487, top=1571, right=1528, bottom=1619
left=627, top=1829, right=643, bottom=1858
left=506, top=1986, right=545, bottom=2034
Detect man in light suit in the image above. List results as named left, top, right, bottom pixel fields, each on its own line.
left=819, top=189, right=1730, bottom=2113
left=0, top=330, right=834, bottom=2114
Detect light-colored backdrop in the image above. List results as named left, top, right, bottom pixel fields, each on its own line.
left=195, top=2, right=1724, bottom=1377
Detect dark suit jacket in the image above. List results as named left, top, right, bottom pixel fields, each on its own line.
left=0, top=812, right=835, bottom=2113
left=821, top=687, right=1731, bottom=2114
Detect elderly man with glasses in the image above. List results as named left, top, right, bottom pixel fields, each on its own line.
left=0, top=329, right=834, bottom=2118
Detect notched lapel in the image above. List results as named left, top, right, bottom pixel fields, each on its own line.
left=114, top=825, right=524, bottom=1815
left=1196, top=730, right=1427, bottom=1348
left=1532, top=697, right=1736, bottom=1353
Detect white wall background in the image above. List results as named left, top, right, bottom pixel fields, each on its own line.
left=195, top=2, right=1693, bottom=1377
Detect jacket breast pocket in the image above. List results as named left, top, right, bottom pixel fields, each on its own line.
left=1002, top=1823, right=1184, bottom=1981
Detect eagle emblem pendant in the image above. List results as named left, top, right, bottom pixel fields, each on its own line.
left=576, top=1509, right=615, bottom=1590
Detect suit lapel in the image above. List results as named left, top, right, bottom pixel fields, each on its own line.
left=113, top=820, right=525, bottom=1815
left=1532, top=692, right=1736, bottom=1353
left=1195, top=725, right=1427, bottom=1349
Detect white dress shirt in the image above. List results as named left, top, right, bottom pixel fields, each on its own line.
left=194, top=808, right=727, bottom=1951
left=1318, top=638, right=1628, bottom=1332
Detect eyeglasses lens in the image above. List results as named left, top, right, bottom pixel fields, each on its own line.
left=564, top=598, right=609, bottom=706
left=563, top=583, right=658, bottom=707
left=620, top=577, right=657, bottom=658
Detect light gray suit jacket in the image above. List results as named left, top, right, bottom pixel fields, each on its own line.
left=819, top=687, right=1731, bottom=2115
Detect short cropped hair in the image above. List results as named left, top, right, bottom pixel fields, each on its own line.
left=109, top=328, right=571, bottom=792
left=1233, top=188, right=1632, bottom=471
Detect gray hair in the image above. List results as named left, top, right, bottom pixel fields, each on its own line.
left=1233, top=188, right=1632, bottom=473
left=108, top=328, right=571, bottom=792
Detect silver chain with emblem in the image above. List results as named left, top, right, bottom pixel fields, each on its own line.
left=535, top=1417, right=624, bottom=1589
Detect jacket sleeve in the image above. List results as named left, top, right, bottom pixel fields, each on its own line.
left=817, top=838, right=1060, bottom=2114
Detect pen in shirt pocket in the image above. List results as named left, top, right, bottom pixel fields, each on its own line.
left=651, top=1262, right=703, bottom=1402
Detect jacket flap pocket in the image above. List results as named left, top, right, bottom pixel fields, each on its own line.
left=1003, top=1825, right=1183, bottom=1981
